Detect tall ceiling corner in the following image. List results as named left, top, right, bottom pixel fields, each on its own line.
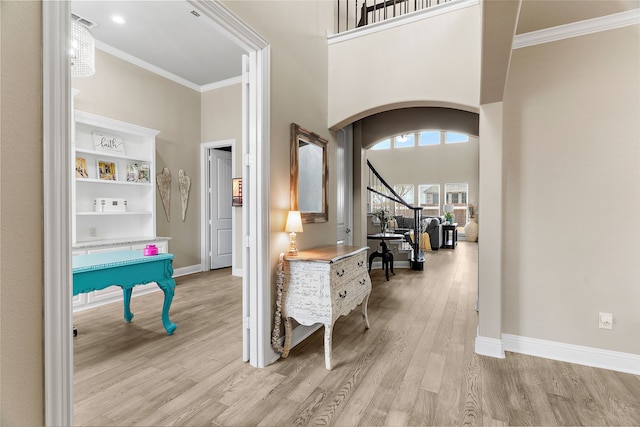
left=479, top=0, right=522, bottom=105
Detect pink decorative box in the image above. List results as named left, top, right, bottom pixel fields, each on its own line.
left=143, top=244, right=159, bottom=256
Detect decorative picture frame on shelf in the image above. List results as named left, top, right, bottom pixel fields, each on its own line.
left=98, top=161, right=117, bottom=181
left=75, top=157, right=88, bottom=178
left=93, top=131, right=125, bottom=154
left=126, top=162, right=150, bottom=183
left=232, top=178, right=242, bottom=207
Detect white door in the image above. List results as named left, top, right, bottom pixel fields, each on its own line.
left=336, top=125, right=354, bottom=245
left=209, top=149, right=233, bottom=269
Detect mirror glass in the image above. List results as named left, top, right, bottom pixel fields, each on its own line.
left=290, top=123, right=328, bottom=223
left=298, top=142, right=323, bottom=212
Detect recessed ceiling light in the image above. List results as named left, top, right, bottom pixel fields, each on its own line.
left=111, top=15, right=126, bottom=24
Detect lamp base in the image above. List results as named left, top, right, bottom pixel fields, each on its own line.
left=287, top=232, right=298, bottom=255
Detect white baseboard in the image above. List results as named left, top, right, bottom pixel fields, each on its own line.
left=232, top=267, right=243, bottom=277
left=503, top=334, right=640, bottom=375
left=173, top=264, right=202, bottom=277
left=475, top=333, right=505, bottom=358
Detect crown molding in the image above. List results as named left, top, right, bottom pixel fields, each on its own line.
left=96, top=41, right=242, bottom=93
left=513, top=8, right=640, bottom=49
left=200, top=76, right=243, bottom=92
left=95, top=41, right=202, bottom=91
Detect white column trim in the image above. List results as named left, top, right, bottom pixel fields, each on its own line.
left=43, top=1, right=73, bottom=426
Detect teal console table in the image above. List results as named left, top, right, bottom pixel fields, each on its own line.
left=72, top=251, right=177, bottom=335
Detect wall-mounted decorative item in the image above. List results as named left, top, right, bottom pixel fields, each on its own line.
left=75, top=157, right=88, bottom=178
left=126, top=163, right=150, bottom=183
left=178, top=169, right=191, bottom=221
left=70, top=18, right=95, bottom=77
left=157, top=167, right=171, bottom=222
left=93, top=131, right=125, bottom=154
left=290, top=123, right=328, bottom=223
left=232, top=178, right=242, bottom=207
left=97, top=161, right=116, bottom=181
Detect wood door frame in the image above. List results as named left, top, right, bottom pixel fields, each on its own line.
left=200, top=140, right=237, bottom=274
left=43, top=1, right=271, bottom=425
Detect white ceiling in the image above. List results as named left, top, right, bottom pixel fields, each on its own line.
left=71, top=1, right=247, bottom=88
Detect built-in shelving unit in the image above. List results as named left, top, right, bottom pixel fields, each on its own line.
left=72, top=110, right=160, bottom=244
left=72, top=110, right=170, bottom=310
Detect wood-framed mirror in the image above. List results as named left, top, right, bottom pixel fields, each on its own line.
left=290, top=123, right=328, bottom=223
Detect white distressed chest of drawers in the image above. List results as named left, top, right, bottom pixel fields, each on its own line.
left=283, top=245, right=371, bottom=370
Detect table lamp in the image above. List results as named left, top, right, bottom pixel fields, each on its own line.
left=285, top=210, right=303, bottom=255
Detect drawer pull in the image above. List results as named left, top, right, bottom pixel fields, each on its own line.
left=339, top=290, right=347, bottom=299
left=336, top=269, right=345, bottom=277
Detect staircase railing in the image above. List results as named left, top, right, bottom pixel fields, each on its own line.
left=336, top=0, right=453, bottom=33
left=367, top=160, right=425, bottom=270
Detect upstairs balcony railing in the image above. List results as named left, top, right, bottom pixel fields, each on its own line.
left=336, top=0, right=453, bottom=33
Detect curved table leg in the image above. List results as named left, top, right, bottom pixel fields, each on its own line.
left=361, top=293, right=371, bottom=329
left=368, top=251, right=377, bottom=272
left=156, top=279, right=177, bottom=335
left=324, top=322, right=334, bottom=370
left=122, top=287, right=134, bottom=322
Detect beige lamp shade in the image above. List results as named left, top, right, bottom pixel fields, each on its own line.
left=285, top=211, right=303, bottom=233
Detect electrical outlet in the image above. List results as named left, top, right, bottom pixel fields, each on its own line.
left=599, top=312, right=613, bottom=330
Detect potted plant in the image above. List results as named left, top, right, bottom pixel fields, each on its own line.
left=444, top=211, right=453, bottom=224
left=374, top=207, right=392, bottom=234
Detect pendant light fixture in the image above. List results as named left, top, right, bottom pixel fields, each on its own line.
left=70, top=18, right=95, bottom=77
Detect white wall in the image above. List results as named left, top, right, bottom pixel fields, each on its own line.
left=502, top=25, right=640, bottom=354
left=0, top=2, right=45, bottom=424
left=328, top=2, right=481, bottom=130
left=224, top=0, right=337, bottom=259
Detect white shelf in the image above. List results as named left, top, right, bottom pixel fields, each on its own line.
left=76, top=178, right=152, bottom=187
left=75, top=147, right=151, bottom=162
left=76, top=211, right=153, bottom=216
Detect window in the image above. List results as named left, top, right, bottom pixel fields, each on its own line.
left=369, top=184, right=392, bottom=214
left=444, top=182, right=469, bottom=225
left=393, top=184, right=414, bottom=217
left=394, top=134, right=415, bottom=148
left=418, top=184, right=440, bottom=216
left=445, top=132, right=469, bottom=144
left=418, top=131, right=440, bottom=146
left=371, top=138, right=391, bottom=150
left=371, top=131, right=470, bottom=150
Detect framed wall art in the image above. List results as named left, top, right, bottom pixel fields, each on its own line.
left=232, top=178, right=242, bottom=207
left=93, top=131, right=125, bottom=154
left=98, top=161, right=117, bottom=181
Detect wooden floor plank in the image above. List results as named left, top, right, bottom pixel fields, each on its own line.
left=73, top=243, right=640, bottom=426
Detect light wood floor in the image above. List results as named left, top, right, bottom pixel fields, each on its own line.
left=74, top=242, right=640, bottom=426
